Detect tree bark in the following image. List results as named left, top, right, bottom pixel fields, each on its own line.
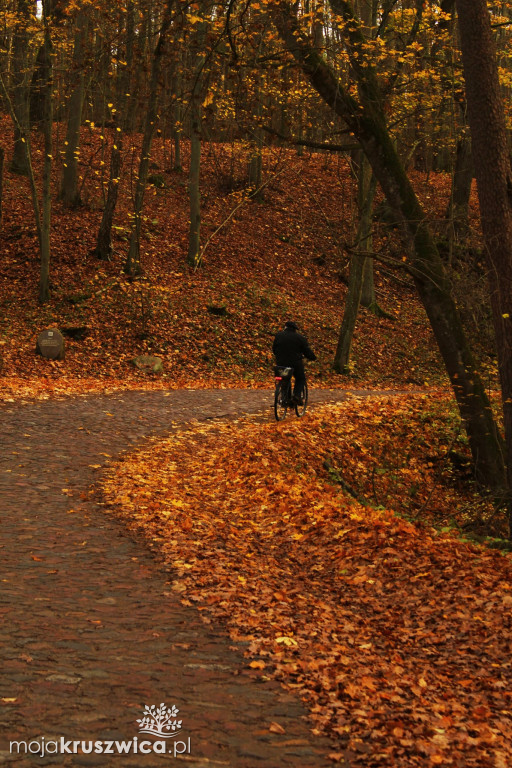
left=446, top=131, right=473, bottom=243
left=30, top=41, right=48, bottom=130
left=94, top=2, right=134, bottom=260
left=171, top=63, right=183, bottom=171
left=186, top=20, right=208, bottom=269
left=248, top=77, right=264, bottom=196
left=455, top=0, right=512, bottom=521
left=39, top=0, right=53, bottom=304
left=0, top=146, right=4, bottom=229
left=361, top=257, right=375, bottom=308
left=125, top=2, right=175, bottom=277
left=60, top=8, right=88, bottom=207
left=247, top=126, right=263, bottom=195
left=0, top=72, right=43, bottom=256
left=333, top=156, right=376, bottom=372
left=9, top=0, right=31, bottom=175
left=187, top=106, right=202, bottom=267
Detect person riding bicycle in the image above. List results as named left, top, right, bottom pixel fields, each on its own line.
left=272, top=321, right=316, bottom=405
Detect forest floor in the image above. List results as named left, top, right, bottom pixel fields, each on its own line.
left=1, top=114, right=481, bottom=401
left=101, top=391, right=512, bottom=768
left=0, top=120, right=509, bottom=766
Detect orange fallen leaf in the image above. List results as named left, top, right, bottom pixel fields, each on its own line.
left=249, top=660, right=266, bottom=669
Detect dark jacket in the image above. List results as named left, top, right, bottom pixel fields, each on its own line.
left=272, top=328, right=316, bottom=367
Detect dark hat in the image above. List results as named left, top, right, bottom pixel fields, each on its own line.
left=285, top=321, right=298, bottom=330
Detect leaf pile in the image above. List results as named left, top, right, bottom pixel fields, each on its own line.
left=101, top=394, right=512, bottom=767
left=318, top=392, right=498, bottom=533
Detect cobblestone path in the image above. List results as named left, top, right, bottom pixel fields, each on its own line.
left=0, top=389, right=354, bottom=768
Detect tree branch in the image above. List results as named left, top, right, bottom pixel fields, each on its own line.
left=262, top=125, right=358, bottom=152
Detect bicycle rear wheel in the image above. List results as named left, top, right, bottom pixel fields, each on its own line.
left=295, top=380, right=308, bottom=417
left=274, top=380, right=290, bottom=421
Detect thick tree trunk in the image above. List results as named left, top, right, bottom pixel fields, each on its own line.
left=60, top=9, right=88, bottom=207
left=455, top=0, right=512, bottom=522
left=274, top=1, right=506, bottom=494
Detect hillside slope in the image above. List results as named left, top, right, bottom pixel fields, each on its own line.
left=0, top=118, right=455, bottom=397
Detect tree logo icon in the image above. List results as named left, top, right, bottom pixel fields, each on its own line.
left=137, top=704, right=183, bottom=738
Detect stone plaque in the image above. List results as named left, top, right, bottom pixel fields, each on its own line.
left=36, top=328, right=65, bottom=360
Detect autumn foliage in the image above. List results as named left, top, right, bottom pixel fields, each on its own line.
left=102, top=394, right=512, bottom=767
left=3, top=2, right=512, bottom=764
left=0, top=114, right=457, bottom=402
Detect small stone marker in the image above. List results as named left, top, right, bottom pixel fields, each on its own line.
left=36, top=328, right=65, bottom=360
left=132, top=355, right=163, bottom=374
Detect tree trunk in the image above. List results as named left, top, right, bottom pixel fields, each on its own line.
left=125, top=2, right=175, bottom=277
left=446, top=131, right=473, bottom=243
left=455, top=0, right=512, bottom=522
left=0, top=146, right=4, bottom=229
left=60, top=8, right=88, bottom=207
left=186, top=21, right=208, bottom=269
left=95, top=142, right=123, bottom=260
left=39, top=1, right=53, bottom=304
left=94, top=2, right=134, bottom=260
left=248, top=77, right=263, bottom=198
left=171, top=64, right=183, bottom=171
left=30, top=42, right=48, bottom=130
left=173, top=104, right=183, bottom=172
left=0, top=75, right=43, bottom=256
left=89, top=27, right=110, bottom=127
left=247, top=129, right=263, bottom=195
left=9, top=0, right=31, bottom=175
left=361, top=258, right=375, bottom=307
left=274, top=0, right=506, bottom=494
left=333, top=156, right=376, bottom=372
left=247, top=41, right=265, bottom=196
left=125, top=12, right=149, bottom=133
left=187, top=109, right=202, bottom=267
left=339, top=0, right=375, bottom=313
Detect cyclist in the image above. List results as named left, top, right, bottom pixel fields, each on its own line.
left=272, top=321, right=316, bottom=405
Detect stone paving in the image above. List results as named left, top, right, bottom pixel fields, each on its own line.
left=0, top=388, right=353, bottom=767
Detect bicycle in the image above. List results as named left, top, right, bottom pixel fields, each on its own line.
left=273, top=366, right=308, bottom=421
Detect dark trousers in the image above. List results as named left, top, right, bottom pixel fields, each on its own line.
left=291, top=361, right=306, bottom=398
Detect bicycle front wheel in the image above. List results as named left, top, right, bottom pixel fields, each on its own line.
left=274, top=380, right=290, bottom=421
left=295, top=380, right=308, bottom=417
